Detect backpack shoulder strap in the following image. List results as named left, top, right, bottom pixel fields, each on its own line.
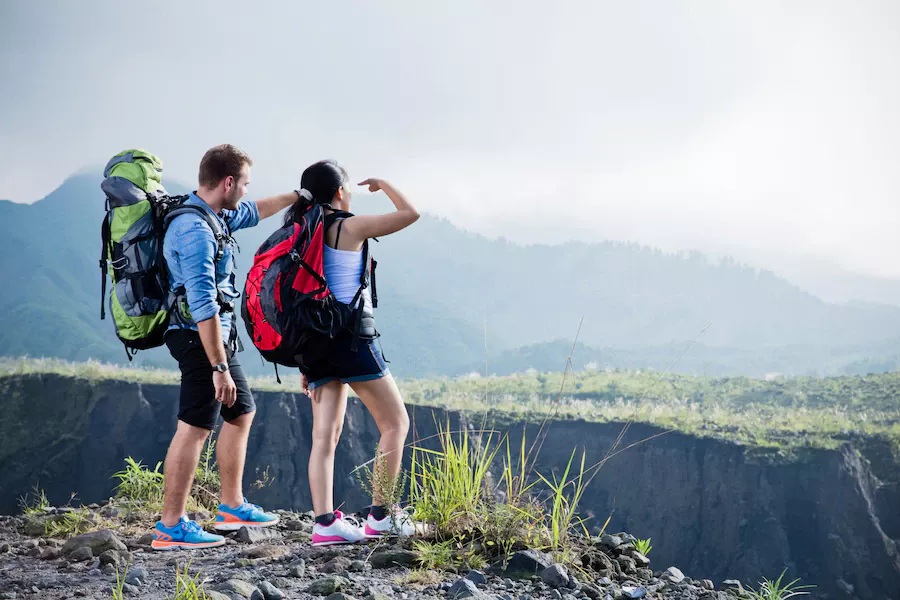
left=323, top=209, right=354, bottom=250
left=164, top=205, right=228, bottom=262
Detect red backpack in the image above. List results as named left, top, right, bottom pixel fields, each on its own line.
left=241, top=203, right=376, bottom=373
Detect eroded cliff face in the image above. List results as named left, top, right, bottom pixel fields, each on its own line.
left=1, top=374, right=898, bottom=599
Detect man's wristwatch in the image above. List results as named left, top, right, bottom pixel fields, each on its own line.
left=213, top=362, right=229, bottom=373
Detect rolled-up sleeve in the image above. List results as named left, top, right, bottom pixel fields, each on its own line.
left=176, top=219, right=220, bottom=323
left=222, top=200, right=260, bottom=232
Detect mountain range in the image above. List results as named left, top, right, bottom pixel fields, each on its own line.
left=2, top=173, right=900, bottom=378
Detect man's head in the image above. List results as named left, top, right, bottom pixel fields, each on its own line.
left=198, top=144, right=253, bottom=210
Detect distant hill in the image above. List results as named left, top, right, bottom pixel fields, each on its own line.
left=2, top=172, right=900, bottom=378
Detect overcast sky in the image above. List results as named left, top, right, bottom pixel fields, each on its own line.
left=1, top=1, right=898, bottom=278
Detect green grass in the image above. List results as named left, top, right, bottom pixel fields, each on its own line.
left=111, top=563, right=130, bottom=600
left=46, top=508, right=93, bottom=537
left=18, top=485, right=49, bottom=517
left=4, top=356, right=900, bottom=457
left=170, top=561, right=210, bottom=600
left=413, top=539, right=455, bottom=569
left=747, top=569, right=814, bottom=600
left=113, top=457, right=165, bottom=508
left=634, top=538, right=652, bottom=556
left=111, top=439, right=220, bottom=515
left=538, top=448, right=589, bottom=551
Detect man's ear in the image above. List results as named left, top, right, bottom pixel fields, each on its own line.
left=223, top=175, right=234, bottom=193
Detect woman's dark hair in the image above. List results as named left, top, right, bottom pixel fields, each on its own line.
left=284, top=160, right=349, bottom=225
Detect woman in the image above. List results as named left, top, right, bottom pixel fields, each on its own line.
left=285, top=160, right=422, bottom=546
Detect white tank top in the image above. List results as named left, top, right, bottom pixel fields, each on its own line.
left=323, top=245, right=372, bottom=311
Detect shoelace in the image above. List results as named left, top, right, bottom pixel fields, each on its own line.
left=180, top=520, right=202, bottom=534
left=340, top=514, right=363, bottom=528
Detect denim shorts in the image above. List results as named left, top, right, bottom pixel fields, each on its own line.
left=305, top=333, right=390, bottom=390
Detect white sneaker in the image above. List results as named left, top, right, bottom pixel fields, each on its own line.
left=311, top=511, right=365, bottom=546
left=364, top=507, right=427, bottom=538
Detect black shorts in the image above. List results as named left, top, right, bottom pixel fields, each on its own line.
left=165, top=329, right=255, bottom=430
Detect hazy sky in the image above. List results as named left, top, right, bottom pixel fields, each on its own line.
left=2, top=1, right=899, bottom=277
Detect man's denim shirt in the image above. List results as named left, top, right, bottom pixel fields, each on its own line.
left=163, top=192, right=259, bottom=339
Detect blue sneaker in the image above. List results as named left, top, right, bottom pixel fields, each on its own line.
left=151, top=516, right=225, bottom=550
left=214, top=497, right=280, bottom=531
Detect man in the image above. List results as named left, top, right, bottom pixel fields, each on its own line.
left=151, top=144, right=300, bottom=550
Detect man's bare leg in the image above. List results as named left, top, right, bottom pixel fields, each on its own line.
left=217, top=411, right=255, bottom=508
left=161, top=421, right=210, bottom=527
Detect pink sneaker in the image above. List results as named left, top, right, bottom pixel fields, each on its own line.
left=311, top=511, right=365, bottom=546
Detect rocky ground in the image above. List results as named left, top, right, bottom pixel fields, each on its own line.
left=0, top=505, right=750, bottom=600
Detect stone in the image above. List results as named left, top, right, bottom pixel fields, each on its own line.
left=722, top=580, right=743, bottom=594
left=541, top=564, right=569, bottom=589
left=615, top=533, right=637, bottom=544
left=490, top=549, right=552, bottom=578
left=448, top=578, right=484, bottom=599
left=0, top=543, right=10, bottom=553
left=217, top=579, right=261, bottom=599
left=550, top=590, right=562, bottom=600
left=581, top=584, right=603, bottom=600
left=621, top=586, right=646, bottom=599
left=597, top=577, right=611, bottom=586
left=257, top=581, right=285, bottom=600
left=61, top=530, right=126, bottom=556
left=307, top=576, right=350, bottom=596
left=321, top=556, right=353, bottom=574
left=125, top=566, right=149, bottom=586
left=136, top=533, right=154, bottom=546
left=836, top=579, right=854, bottom=595
left=98, top=549, right=123, bottom=567
left=40, top=547, right=59, bottom=560
left=285, top=519, right=312, bottom=531
left=567, top=575, right=580, bottom=590
left=122, top=583, right=139, bottom=596
left=370, top=549, right=418, bottom=569
left=68, top=546, right=93, bottom=562
left=631, top=552, right=650, bottom=568
left=597, top=535, right=622, bottom=550
left=701, top=580, right=715, bottom=591
left=102, top=563, right=117, bottom=576
left=270, top=578, right=294, bottom=591
left=350, top=559, right=369, bottom=572
left=326, top=594, right=356, bottom=600
left=26, top=546, right=42, bottom=557
left=465, top=570, right=487, bottom=586
left=663, top=567, right=685, bottom=584
left=207, top=593, right=233, bottom=600
left=616, top=556, right=637, bottom=574
left=23, top=519, right=48, bottom=537
left=242, top=544, right=291, bottom=560
left=289, top=562, right=306, bottom=577
left=235, top=526, right=282, bottom=543
left=251, top=591, right=265, bottom=600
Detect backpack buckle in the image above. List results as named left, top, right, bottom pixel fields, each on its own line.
left=289, top=250, right=300, bottom=263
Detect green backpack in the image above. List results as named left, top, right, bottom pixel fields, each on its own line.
left=99, top=149, right=227, bottom=358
